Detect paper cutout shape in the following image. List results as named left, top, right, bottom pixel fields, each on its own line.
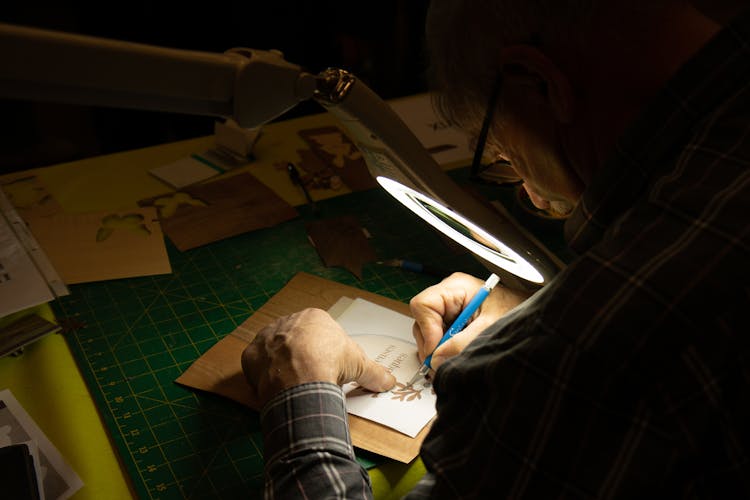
left=306, top=216, right=376, bottom=279
left=139, top=172, right=298, bottom=251
left=175, top=272, right=432, bottom=463
left=24, top=207, right=171, bottom=284
left=96, top=213, right=151, bottom=242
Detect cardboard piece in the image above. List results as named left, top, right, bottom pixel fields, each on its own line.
left=24, top=207, right=171, bottom=285
left=306, top=216, right=377, bottom=280
left=175, top=272, right=432, bottom=463
left=139, top=172, right=298, bottom=251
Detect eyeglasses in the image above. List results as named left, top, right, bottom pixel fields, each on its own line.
left=469, top=74, right=522, bottom=185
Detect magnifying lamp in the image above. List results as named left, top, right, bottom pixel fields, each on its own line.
left=0, top=22, right=562, bottom=288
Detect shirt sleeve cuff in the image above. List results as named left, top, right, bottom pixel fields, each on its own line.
left=260, top=381, right=355, bottom=464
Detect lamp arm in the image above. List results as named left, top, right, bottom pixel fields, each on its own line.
left=0, top=22, right=316, bottom=127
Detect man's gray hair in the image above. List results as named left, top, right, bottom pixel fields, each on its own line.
left=424, top=0, right=676, bottom=135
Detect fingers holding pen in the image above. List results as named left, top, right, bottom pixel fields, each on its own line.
left=409, top=272, right=533, bottom=367
left=428, top=325, right=482, bottom=369
left=409, top=272, right=485, bottom=360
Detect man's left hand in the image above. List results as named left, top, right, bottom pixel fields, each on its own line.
left=241, top=308, right=397, bottom=408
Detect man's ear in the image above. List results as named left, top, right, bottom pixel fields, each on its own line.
left=500, top=45, right=575, bottom=123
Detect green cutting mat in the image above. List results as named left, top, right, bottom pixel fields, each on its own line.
left=52, top=186, right=488, bottom=499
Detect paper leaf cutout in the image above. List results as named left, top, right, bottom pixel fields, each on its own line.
left=96, top=213, right=151, bottom=242
left=306, top=215, right=376, bottom=279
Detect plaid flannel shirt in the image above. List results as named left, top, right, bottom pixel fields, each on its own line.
left=261, top=9, right=750, bottom=499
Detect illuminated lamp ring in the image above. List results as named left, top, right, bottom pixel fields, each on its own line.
left=377, top=176, right=544, bottom=284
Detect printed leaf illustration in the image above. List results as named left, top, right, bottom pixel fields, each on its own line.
left=389, top=382, right=426, bottom=402
left=348, top=381, right=433, bottom=403
left=96, top=213, right=151, bottom=242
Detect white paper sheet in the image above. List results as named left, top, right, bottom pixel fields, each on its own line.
left=0, top=389, right=83, bottom=500
left=149, top=156, right=220, bottom=189
left=0, top=200, right=55, bottom=317
left=334, top=298, right=436, bottom=438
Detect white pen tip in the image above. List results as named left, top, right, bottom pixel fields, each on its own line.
left=486, top=273, right=500, bottom=289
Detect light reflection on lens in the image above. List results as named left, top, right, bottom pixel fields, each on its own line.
left=377, top=176, right=544, bottom=284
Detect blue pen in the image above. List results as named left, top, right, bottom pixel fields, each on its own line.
left=406, top=273, right=501, bottom=387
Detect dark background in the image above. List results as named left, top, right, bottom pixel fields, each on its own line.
left=0, top=1, right=431, bottom=173
left=2, top=1, right=747, bottom=175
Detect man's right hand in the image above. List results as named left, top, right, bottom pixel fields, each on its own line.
left=409, top=272, right=531, bottom=371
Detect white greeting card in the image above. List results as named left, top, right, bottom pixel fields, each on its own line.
left=333, top=298, right=436, bottom=437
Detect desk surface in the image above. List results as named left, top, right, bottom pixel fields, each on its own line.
left=0, top=102, right=493, bottom=499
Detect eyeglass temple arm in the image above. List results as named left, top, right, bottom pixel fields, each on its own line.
left=470, top=75, right=504, bottom=178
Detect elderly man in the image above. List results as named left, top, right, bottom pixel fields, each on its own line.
left=243, top=1, right=750, bottom=497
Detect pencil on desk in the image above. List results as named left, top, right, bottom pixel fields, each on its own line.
left=286, top=162, right=318, bottom=214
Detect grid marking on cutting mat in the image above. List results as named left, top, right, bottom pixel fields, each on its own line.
left=53, top=188, right=486, bottom=499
